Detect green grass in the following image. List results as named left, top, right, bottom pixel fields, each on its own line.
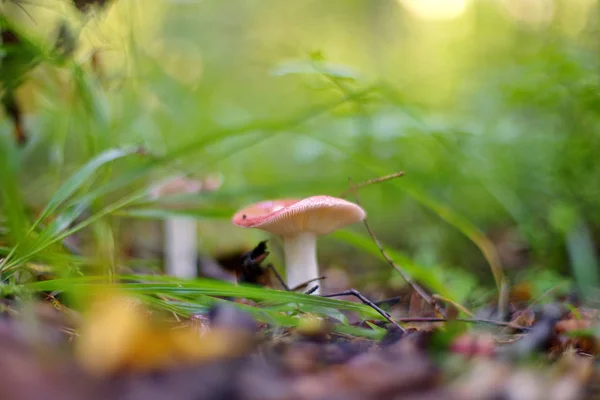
left=28, top=274, right=388, bottom=339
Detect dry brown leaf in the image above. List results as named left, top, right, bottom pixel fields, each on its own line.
left=75, top=292, right=253, bottom=375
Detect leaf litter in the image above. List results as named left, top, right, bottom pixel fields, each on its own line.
left=0, top=238, right=597, bottom=400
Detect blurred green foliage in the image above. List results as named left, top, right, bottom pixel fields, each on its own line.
left=1, top=0, right=599, bottom=307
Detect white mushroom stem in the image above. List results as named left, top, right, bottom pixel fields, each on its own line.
left=164, top=217, right=198, bottom=278
left=283, top=232, right=320, bottom=294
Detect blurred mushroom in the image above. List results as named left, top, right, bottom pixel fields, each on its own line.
left=150, top=174, right=222, bottom=278
left=231, top=196, right=365, bottom=294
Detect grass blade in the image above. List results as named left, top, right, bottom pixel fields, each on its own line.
left=33, top=146, right=141, bottom=228
left=27, top=275, right=384, bottom=319
left=0, top=130, right=29, bottom=243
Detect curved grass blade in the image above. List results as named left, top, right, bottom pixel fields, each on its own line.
left=0, top=147, right=142, bottom=269
left=115, top=206, right=235, bottom=220
left=331, top=229, right=452, bottom=298
left=2, top=191, right=146, bottom=273
left=34, top=146, right=141, bottom=227
left=71, top=88, right=376, bottom=210
left=400, top=183, right=504, bottom=289
left=144, top=295, right=384, bottom=339
left=26, top=275, right=384, bottom=319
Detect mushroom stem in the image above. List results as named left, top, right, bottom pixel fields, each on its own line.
left=283, top=232, right=320, bottom=294
left=164, top=217, right=198, bottom=278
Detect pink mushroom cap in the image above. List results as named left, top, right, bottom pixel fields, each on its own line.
left=231, top=195, right=366, bottom=236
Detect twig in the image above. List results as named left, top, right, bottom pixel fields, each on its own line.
left=390, top=317, right=530, bottom=331
left=304, top=286, right=319, bottom=295
left=291, top=276, right=327, bottom=292
left=339, top=171, right=405, bottom=198
left=347, top=177, right=447, bottom=318
left=323, top=288, right=406, bottom=332
left=265, top=264, right=289, bottom=291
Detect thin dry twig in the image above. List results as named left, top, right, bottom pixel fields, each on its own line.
left=339, top=171, right=405, bottom=198
left=304, top=285, right=319, bottom=295
left=266, top=264, right=289, bottom=291
left=291, top=276, right=327, bottom=292
left=323, top=289, right=406, bottom=332
left=347, top=177, right=447, bottom=318
left=391, top=316, right=530, bottom=331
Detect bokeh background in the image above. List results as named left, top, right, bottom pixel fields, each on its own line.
left=2, top=0, right=599, bottom=306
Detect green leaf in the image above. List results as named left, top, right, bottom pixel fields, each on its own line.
left=365, top=320, right=387, bottom=336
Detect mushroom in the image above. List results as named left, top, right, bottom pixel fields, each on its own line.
left=231, top=196, right=366, bottom=294
left=150, top=174, right=223, bottom=278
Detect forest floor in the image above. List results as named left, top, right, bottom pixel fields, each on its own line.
left=1, top=251, right=599, bottom=400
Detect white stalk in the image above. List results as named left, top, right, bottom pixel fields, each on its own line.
left=283, top=232, right=320, bottom=294
left=164, top=217, right=198, bottom=278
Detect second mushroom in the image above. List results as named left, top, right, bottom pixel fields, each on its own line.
left=232, top=195, right=366, bottom=295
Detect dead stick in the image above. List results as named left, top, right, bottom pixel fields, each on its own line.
left=347, top=177, right=447, bottom=318
left=390, top=317, right=530, bottom=331
left=266, top=263, right=290, bottom=291
left=304, top=285, right=319, bottom=295
left=323, top=289, right=406, bottom=332
left=291, top=276, right=327, bottom=292
left=339, top=171, right=405, bottom=198
left=271, top=270, right=324, bottom=294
